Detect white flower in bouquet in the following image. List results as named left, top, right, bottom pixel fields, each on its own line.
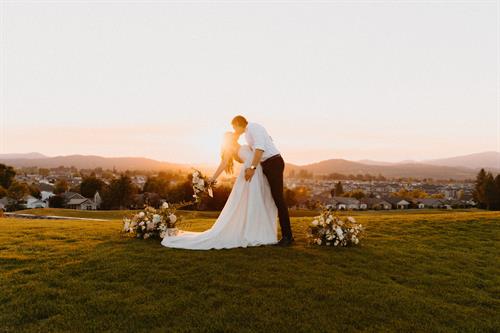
left=312, top=220, right=319, bottom=227
left=153, top=214, right=161, bottom=224
left=138, top=212, right=145, bottom=218
left=347, top=216, right=356, bottom=223
left=146, top=221, right=154, bottom=231
left=169, top=214, right=177, bottom=223
left=316, top=239, right=322, bottom=245
left=335, top=227, right=344, bottom=240
left=162, top=202, right=169, bottom=209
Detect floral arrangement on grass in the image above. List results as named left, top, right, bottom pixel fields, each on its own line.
left=192, top=169, right=213, bottom=203
left=307, top=208, right=364, bottom=247
left=122, top=202, right=181, bottom=239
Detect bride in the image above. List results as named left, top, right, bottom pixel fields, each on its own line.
left=161, top=132, right=278, bottom=250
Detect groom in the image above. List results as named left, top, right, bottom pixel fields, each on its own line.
left=231, top=116, right=294, bottom=246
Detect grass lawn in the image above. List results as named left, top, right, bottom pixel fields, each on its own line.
left=0, top=211, right=499, bottom=332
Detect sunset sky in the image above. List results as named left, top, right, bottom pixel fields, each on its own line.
left=1, top=1, right=498, bottom=165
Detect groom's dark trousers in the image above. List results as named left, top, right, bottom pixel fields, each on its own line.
left=261, top=155, right=293, bottom=240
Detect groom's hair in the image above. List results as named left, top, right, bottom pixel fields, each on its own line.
left=231, top=115, right=248, bottom=127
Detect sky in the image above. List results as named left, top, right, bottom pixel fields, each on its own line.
left=1, top=0, right=498, bottom=165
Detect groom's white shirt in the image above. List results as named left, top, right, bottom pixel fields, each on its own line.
left=245, top=122, right=281, bottom=162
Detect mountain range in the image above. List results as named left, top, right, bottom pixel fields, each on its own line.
left=0, top=151, right=498, bottom=180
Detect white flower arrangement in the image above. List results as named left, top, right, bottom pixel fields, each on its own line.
left=307, top=208, right=364, bottom=247
left=192, top=169, right=213, bottom=203
left=122, top=202, right=181, bottom=239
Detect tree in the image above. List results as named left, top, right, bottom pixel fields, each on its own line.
left=0, top=164, right=16, bottom=189
left=494, top=175, right=500, bottom=210
left=335, top=181, right=344, bottom=196
left=284, top=187, right=298, bottom=208
left=80, top=176, right=105, bottom=198
left=0, top=186, right=6, bottom=198
left=473, top=169, right=500, bottom=210
left=102, top=175, right=137, bottom=210
left=204, top=185, right=232, bottom=211
left=49, top=195, right=65, bottom=208
left=7, top=181, right=29, bottom=210
left=28, top=184, right=41, bottom=199
left=167, top=178, right=195, bottom=204
left=54, top=179, right=69, bottom=194
left=473, top=169, right=487, bottom=209
left=346, top=190, right=365, bottom=200
left=483, top=172, right=497, bottom=210
left=144, top=176, right=171, bottom=199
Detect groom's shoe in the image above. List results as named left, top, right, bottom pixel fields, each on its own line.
left=277, top=237, right=295, bottom=247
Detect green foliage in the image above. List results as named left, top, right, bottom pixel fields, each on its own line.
left=48, top=195, right=65, bottom=208
left=79, top=176, right=105, bottom=198
left=101, top=174, right=138, bottom=210
left=0, top=211, right=498, bottom=332
left=0, top=164, right=16, bottom=189
left=28, top=184, right=41, bottom=199
left=54, top=179, right=69, bottom=194
left=6, top=181, right=29, bottom=210
left=474, top=169, right=500, bottom=210
left=284, top=187, right=298, bottom=207
left=393, top=188, right=428, bottom=199
left=334, top=181, right=344, bottom=196
left=344, top=190, right=366, bottom=200
left=0, top=186, right=7, bottom=198
left=202, top=185, right=232, bottom=211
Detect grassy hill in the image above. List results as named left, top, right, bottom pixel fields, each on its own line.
left=0, top=211, right=499, bottom=332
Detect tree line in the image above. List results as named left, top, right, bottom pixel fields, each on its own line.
left=473, top=169, right=500, bottom=210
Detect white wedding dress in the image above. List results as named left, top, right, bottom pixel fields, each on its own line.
left=161, top=145, right=278, bottom=250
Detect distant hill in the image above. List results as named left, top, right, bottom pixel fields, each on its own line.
left=0, top=152, right=47, bottom=159
left=357, top=159, right=395, bottom=166
left=1, top=151, right=498, bottom=180
left=0, top=155, right=189, bottom=172
left=425, top=151, right=500, bottom=170
left=286, top=159, right=477, bottom=180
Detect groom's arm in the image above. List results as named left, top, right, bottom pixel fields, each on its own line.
left=245, top=149, right=264, bottom=181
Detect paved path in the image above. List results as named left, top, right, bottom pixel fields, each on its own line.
left=3, top=213, right=109, bottom=221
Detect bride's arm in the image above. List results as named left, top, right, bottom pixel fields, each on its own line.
left=210, top=158, right=229, bottom=183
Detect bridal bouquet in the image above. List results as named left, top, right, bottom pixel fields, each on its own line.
left=122, top=202, right=181, bottom=239
left=192, top=169, right=213, bottom=203
left=307, top=208, right=364, bottom=247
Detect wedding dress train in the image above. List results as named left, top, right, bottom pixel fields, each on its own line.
left=161, top=145, right=278, bottom=250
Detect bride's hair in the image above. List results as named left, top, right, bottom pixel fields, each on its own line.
left=221, top=132, right=237, bottom=174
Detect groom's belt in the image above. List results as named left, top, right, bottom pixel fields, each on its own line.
left=262, top=154, right=282, bottom=165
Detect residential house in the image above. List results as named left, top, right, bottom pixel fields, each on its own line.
left=360, top=198, right=392, bottom=210
left=25, top=195, right=48, bottom=209
left=415, top=198, right=444, bottom=209
left=385, top=197, right=411, bottom=210
left=66, top=198, right=97, bottom=210
left=331, top=197, right=360, bottom=210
